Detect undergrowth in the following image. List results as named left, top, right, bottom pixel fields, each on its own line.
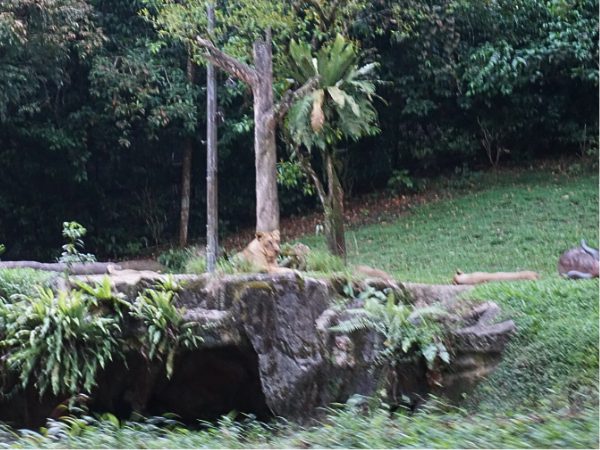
left=463, top=278, right=599, bottom=410
left=1, top=400, right=597, bottom=448
left=0, top=269, right=54, bottom=301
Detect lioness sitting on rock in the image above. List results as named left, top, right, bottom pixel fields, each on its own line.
left=236, top=230, right=294, bottom=274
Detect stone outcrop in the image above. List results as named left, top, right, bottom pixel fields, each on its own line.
left=0, top=272, right=515, bottom=427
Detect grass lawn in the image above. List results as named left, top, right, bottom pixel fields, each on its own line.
left=300, top=168, right=598, bottom=283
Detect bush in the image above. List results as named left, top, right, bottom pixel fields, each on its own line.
left=157, top=247, right=197, bottom=273
left=305, top=250, right=345, bottom=273
left=130, top=281, right=203, bottom=378
left=184, top=255, right=206, bottom=274
left=0, top=288, right=122, bottom=396
left=0, top=269, right=55, bottom=300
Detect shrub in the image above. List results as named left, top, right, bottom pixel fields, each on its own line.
left=157, top=247, right=196, bottom=273
left=305, top=250, right=345, bottom=273
left=0, top=268, right=55, bottom=301
left=0, top=288, right=122, bottom=396
left=331, top=288, right=450, bottom=369
left=59, top=221, right=96, bottom=264
left=184, top=255, right=206, bottom=274
left=129, top=281, right=203, bottom=378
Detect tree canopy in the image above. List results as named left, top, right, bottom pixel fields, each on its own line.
left=0, top=0, right=596, bottom=260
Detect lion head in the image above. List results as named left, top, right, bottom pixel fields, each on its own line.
left=256, top=230, right=281, bottom=264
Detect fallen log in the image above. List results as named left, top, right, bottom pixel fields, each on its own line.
left=453, top=270, right=539, bottom=285
left=0, top=261, right=121, bottom=275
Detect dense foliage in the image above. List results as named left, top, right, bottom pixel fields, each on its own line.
left=0, top=400, right=596, bottom=448
left=0, top=274, right=203, bottom=397
left=0, top=0, right=597, bottom=261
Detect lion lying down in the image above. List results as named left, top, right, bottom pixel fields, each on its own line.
left=236, top=230, right=295, bottom=274
left=453, top=270, right=539, bottom=285
left=236, top=231, right=399, bottom=282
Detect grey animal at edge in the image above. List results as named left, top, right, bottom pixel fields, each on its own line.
left=557, top=240, right=599, bottom=279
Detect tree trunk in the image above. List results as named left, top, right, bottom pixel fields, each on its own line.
left=324, top=152, right=346, bottom=258
left=195, top=31, right=316, bottom=234
left=179, top=57, right=196, bottom=248
left=252, top=31, right=279, bottom=232
left=205, top=3, right=218, bottom=272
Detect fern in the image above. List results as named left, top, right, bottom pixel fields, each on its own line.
left=331, top=289, right=451, bottom=368
left=74, top=277, right=130, bottom=318
left=129, top=282, right=203, bottom=378
left=0, top=288, right=122, bottom=396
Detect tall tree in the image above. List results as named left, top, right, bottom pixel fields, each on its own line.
left=285, top=36, right=380, bottom=257
left=143, top=0, right=321, bottom=232
left=179, top=52, right=196, bottom=247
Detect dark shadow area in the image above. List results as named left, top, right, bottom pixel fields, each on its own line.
left=148, top=346, right=271, bottom=423
left=90, top=344, right=270, bottom=425
left=0, top=345, right=270, bottom=429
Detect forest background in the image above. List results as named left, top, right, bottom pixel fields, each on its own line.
left=0, top=0, right=597, bottom=260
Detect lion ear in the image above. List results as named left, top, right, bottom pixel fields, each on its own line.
left=272, top=230, right=280, bottom=240
left=256, top=231, right=265, bottom=240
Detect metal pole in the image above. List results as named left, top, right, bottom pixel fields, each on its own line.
left=206, top=2, right=218, bottom=272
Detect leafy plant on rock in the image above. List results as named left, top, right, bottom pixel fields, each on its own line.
left=0, top=288, right=122, bottom=396
left=130, top=281, right=203, bottom=378
left=74, top=276, right=130, bottom=318
left=332, top=288, right=450, bottom=369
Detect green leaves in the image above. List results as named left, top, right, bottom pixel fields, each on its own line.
left=285, top=35, right=380, bottom=151
left=331, top=287, right=450, bottom=369
left=59, top=221, right=96, bottom=265
left=0, top=288, right=122, bottom=396
left=0, top=274, right=204, bottom=397
left=130, top=281, right=203, bottom=378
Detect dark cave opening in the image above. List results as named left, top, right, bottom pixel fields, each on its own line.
left=0, top=344, right=271, bottom=429
left=90, top=345, right=271, bottom=425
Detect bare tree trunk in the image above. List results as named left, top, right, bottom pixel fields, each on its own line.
left=205, top=3, right=218, bottom=272
left=195, top=33, right=317, bottom=234
left=179, top=57, right=196, bottom=247
left=252, top=30, right=279, bottom=232
left=324, top=152, right=346, bottom=258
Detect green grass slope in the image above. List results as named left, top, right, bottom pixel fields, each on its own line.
left=302, top=169, right=598, bottom=283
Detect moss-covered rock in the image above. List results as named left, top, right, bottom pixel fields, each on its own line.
left=0, top=273, right=514, bottom=427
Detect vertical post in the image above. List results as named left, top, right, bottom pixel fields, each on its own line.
left=206, top=2, right=218, bottom=272
left=179, top=56, right=194, bottom=248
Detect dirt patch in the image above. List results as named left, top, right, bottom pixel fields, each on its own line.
left=223, top=190, right=446, bottom=251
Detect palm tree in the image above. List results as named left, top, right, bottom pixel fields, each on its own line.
left=285, top=35, right=380, bottom=258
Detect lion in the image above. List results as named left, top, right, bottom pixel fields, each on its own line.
left=453, top=270, right=539, bottom=285
left=236, top=230, right=294, bottom=274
